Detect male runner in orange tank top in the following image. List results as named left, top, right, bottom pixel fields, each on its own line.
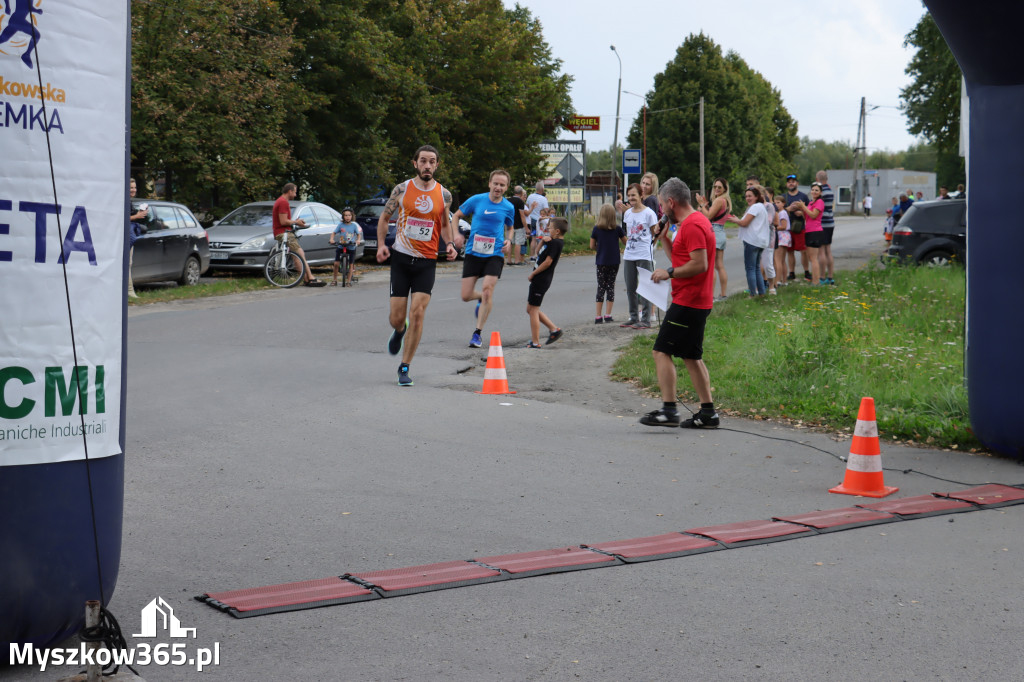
left=376, top=145, right=460, bottom=386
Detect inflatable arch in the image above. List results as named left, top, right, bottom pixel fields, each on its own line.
left=1, top=4, right=129, bottom=647
left=925, top=1, right=1024, bottom=458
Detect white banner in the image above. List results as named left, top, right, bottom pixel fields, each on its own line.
left=1, top=1, right=127, bottom=465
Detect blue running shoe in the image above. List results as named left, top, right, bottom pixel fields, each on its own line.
left=469, top=331, right=482, bottom=348
left=397, top=363, right=413, bottom=386
left=388, top=319, right=408, bottom=356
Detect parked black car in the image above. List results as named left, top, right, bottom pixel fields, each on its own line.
left=886, top=199, right=966, bottom=266
left=130, top=200, right=210, bottom=286
left=353, top=198, right=393, bottom=258
left=354, top=197, right=471, bottom=259
left=206, top=201, right=343, bottom=272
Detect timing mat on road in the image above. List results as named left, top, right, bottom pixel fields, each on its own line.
left=196, top=484, right=1024, bottom=619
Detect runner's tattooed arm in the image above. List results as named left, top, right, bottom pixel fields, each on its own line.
left=376, top=183, right=405, bottom=262
left=380, top=183, right=405, bottom=221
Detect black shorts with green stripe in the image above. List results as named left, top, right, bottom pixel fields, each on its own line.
left=652, top=304, right=711, bottom=360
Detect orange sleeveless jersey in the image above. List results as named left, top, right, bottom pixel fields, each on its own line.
left=393, top=179, right=447, bottom=259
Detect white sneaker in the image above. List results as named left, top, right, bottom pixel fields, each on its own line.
left=769, top=288, right=777, bottom=296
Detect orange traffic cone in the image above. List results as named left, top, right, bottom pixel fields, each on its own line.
left=829, top=397, right=898, bottom=498
left=477, top=332, right=516, bottom=395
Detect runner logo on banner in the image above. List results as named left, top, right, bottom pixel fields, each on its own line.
left=1, top=0, right=128, bottom=466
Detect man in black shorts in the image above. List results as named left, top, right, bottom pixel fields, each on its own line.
left=641, top=177, right=719, bottom=429
left=376, top=145, right=459, bottom=386
left=452, top=170, right=516, bottom=348
left=509, top=186, right=529, bottom=265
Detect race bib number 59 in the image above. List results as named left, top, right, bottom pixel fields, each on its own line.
left=472, top=235, right=496, bottom=255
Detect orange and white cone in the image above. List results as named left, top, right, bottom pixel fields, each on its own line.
left=477, top=332, right=516, bottom=395
left=829, top=397, right=898, bottom=497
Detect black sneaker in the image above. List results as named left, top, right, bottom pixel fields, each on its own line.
left=388, top=319, right=408, bottom=356
left=787, top=272, right=796, bottom=281
left=803, top=271, right=812, bottom=281
left=620, top=319, right=638, bottom=328
left=680, top=412, right=720, bottom=429
left=546, top=328, right=563, bottom=345
left=639, top=408, right=681, bottom=427
left=397, top=363, right=413, bottom=386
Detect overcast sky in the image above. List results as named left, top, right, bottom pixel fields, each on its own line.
left=503, top=0, right=928, bottom=155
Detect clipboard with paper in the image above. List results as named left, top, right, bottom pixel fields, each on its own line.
left=636, top=267, right=671, bottom=312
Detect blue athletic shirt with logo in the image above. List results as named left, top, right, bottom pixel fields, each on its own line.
left=460, top=193, right=515, bottom=258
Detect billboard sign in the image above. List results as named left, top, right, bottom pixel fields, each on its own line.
left=539, top=140, right=585, bottom=204
left=565, top=115, right=600, bottom=132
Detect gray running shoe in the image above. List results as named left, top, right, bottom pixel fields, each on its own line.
left=388, top=319, right=408, bottom=356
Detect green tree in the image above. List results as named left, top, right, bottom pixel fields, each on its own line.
left=280, top=0, right=572, bottom=205
left=901, top=12, right=965, bottom=187
left=627, top=33, right=798, bottom=204
left=277, top=0, right=400, bottom=207
left=131, top=0, right=300, bottom=211
left=430, top=1, right=573, bottom=199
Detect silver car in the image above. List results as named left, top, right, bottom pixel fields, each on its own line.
left=206, top=201, right=343, bottom=272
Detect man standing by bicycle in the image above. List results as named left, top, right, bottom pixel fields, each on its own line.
left=452, top=169, right=515, bottom=348
left=376, top=145, right=460, bottom=386
left=273, top=182, right=325, bottom=287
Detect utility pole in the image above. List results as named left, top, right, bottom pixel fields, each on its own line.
left=851, top=97, right=866, bottom=215
left=610, top=46, right=622, bottom=203
left=699, top=97, right=705, bottom=199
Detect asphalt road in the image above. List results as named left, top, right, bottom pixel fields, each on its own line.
left=6, top=217, right=1023, bottom=681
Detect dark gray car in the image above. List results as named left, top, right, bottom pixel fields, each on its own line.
left=886, top=199, right=966, bottom=265
left=206, top=201, right=343, bottom=272
left=131, top=200, right=210, bottom=285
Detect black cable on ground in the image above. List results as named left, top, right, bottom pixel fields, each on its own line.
left=78, top=607, right=140, bottom=677
left=678, top=402, right=987, bottom=488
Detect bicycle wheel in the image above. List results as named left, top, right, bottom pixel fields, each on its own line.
left=264, top=247, right=305, bottom=288
left=340, top=251, right=351, bottom=287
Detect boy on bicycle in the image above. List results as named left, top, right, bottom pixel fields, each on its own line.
left=330, top=208, right=363, bottom=286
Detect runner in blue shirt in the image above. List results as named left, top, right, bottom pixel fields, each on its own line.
left=452, top=170, right=516, bottom=348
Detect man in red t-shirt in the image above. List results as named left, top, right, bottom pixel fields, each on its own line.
left=273, top=182, right=324, bottom=286
left=640, top=177, right=719, bottom=429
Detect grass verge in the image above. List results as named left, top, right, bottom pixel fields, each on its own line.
left=130, top=273, right=280, bottom=304
left=611, top=263, right=981, bottom=451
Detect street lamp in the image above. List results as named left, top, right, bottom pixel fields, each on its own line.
left=610, top=45, right=622, bottom=200
left=623, top=90, right=647, bottom=174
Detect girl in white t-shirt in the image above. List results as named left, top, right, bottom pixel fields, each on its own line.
left=729, top=186, right=771, bottom=297
left=620, top=183, right=658, bottom=327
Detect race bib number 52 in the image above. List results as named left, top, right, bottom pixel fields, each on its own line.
left=405, top=217, right=434, bottom=241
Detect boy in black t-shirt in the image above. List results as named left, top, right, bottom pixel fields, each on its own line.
left=525, top=217, right=568, bottom=348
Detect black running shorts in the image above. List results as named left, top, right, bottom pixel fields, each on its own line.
left=390, top=250, right=437, bottom=297
left=462, top=254, right=504, bottom=280
left=652, top=304, right=711, bottom=360
left=527, top=278, right=551, bottom=307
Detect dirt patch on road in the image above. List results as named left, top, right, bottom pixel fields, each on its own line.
left=450, top=322, right=657, bottom=418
